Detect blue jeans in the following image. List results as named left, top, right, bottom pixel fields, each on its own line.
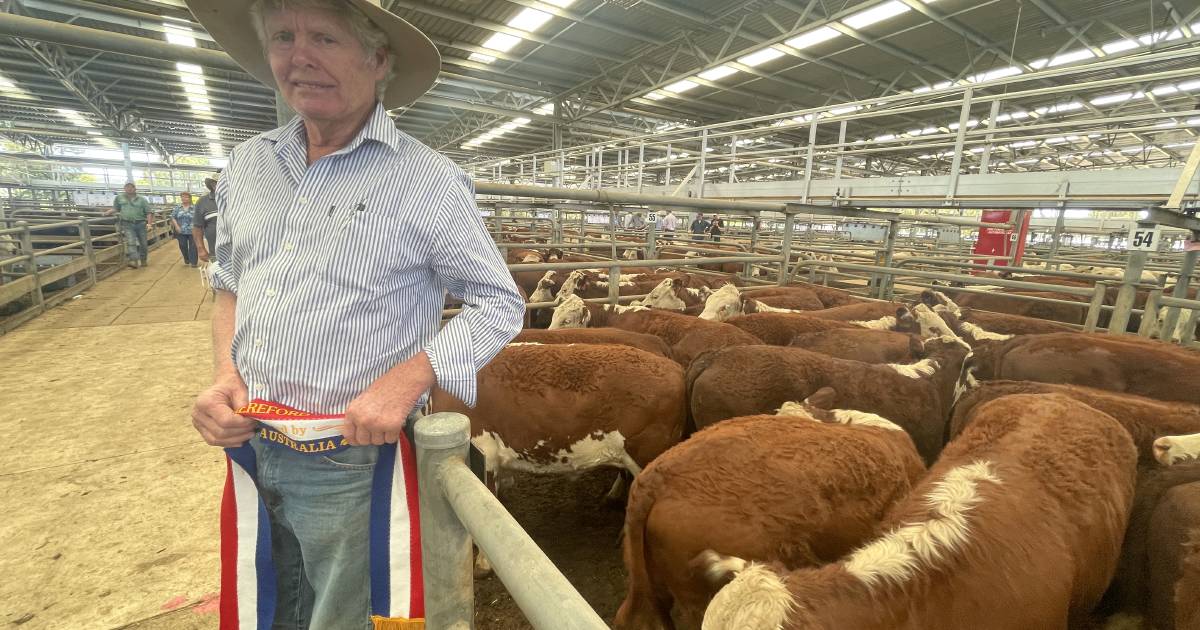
left=176, top=233, right=197, bottom=265
left=121, top=220, right=148, bottom=263
left=251, top=436, right=379, bottom=630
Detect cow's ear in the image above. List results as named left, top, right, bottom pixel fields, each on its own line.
left=805, top=386, right=838, bottom=410
left=920, top=290, right=937, bottom=306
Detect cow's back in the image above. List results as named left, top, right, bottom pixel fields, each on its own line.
left=727, top=312, right=858, bottom=345
left=513, top=327, right=672, bottom=358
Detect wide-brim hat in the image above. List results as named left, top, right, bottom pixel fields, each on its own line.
left=184, top=0, right=440, bottom=111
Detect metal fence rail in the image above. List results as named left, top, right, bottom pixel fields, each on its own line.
left=415, top=413, right=608, bottom=630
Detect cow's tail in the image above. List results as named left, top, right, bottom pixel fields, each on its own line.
left=683, top=349, right=723, bottom=435
left=614, top=476, right=672, bottom=630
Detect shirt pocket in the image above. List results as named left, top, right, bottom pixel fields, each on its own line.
left=320, top=210, right=406, bottom=293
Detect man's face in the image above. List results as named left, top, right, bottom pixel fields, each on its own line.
left=181, top=193, right=192, bottom=205
left=264, top=8, right=388, bottom=124
left=124, top=184, right=136, bottom=196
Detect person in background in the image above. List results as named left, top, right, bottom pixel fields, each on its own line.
left=171, top=192, right=198, bottom=267
left=104, top=182, right=153, bottom=269
left=690, top=212, right=709, bottom=241
left=661, top=209, right=678, bottom=239
left=630, top=212, right=646, bottom=231
left=708, top=215, right=725, bottom=242
left=193, top=175, right=219, bottom=263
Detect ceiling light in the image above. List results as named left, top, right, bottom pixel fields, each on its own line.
left=1151, top=84, right=1179, bottom=96
left=737, top=47, right=786, bottom=67
left=203, top=124, right=220, bottom=140
left=968, top=66, right=1021, bottom=83
left=1047, top=49, right=1096, bottom=67
left=784, top=26, right=839, bottom=50
left=513, top=117, right=532, bottom=125
left=1101, top=39, right=1139, bottom=54
left=0, top=72, right=34, bottom=100
left=468, top=52, right=497, bottom=63
left=664, top=79, right=699, bottom=94
left=482, top=32, right=522, bottom=53
left=164, top=23, right=197, bottom=47
left=698, top=65, right=738, bottom=81
left=1178, top=80, right=1200, bottom=91
left=842, top=1, right=909, bottom=29
left=508, top=8, right=552, bottom=32
left=1090, top=91, right=1144, bottom=106
left=644, top=91, right=668, bottom=101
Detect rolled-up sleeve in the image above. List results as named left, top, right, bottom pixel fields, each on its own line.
left=423, top=174, right=524, bottom=407
left=208, top=164, right=239, bottom=294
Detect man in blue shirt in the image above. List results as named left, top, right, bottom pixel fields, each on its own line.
left=105, top=182, right=154, bottom=268
left=186, top=1, right=523, bottom=627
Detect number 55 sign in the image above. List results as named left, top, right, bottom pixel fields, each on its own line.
left=1129, top=224, right=1161, bottom=251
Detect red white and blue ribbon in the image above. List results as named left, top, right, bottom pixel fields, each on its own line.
left=219, top=399, right=424, bottom=629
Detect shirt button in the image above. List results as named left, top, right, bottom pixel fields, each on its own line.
left=283, top=243, right=294, bottom=252
left=254, top=338, right=264, bottom=348
left=298, top=197, right=310, bottom=205
left=255, top=384, right=265, bottom=392
left=265, top=288, right=277, bottom=297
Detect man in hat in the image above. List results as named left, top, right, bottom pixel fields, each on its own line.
left=185, top=1, right=524, bottom=628
left=104, top=182, right=154, bottom=268
left=192, top=174, right=220, bottom=263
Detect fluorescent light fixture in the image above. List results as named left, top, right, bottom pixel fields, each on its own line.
left=500, top=122, right=519, bottom=131
left=874, top=134, right=896, bottom=142
left=664, top=79, right=699, bottom=94
left=175, top=62, right=204, bottom=75
left=1090, top=91, right=1143, bottom=106
left=784, top=26, right=839, bottom=50
left=1047, top=49, right=1096, bottom=67
left=644, top=91, right=668, bottom=101
left=468, top=52, right=497, bottom=63
left=1151, top=84, right=1179, bottom=96
left=532, top=103, right=555, bottom=114
left=190, top=103, right=212, bottom=112
left=513, top=117, right=532, bottom=125
left=86, top=130, right=102, bottom=136
left=827, top=105, right=861, bottom=116
left=737, top=46, right=786, bottom=67
left=1101, top=39, right=1139, bottom=54
left=482, top=32, right=521, bottom=53
left=1178, top=80, right=1200, bottom=91
left=1155, top=119, right=1178, bottom=128
left=508, top=8, right=552, bottom=32
left=179, top=74, right=207, bottom=86
left=1009, top=140, right=1036, bottom=148
left=697, top=65, right=738, bottom=81
left=0, top=72, right=34, bottom=100
left=968, top=66, right=1022, bottom=83
left=164, top=23, right=197, bottom=47
left=842, top=1, right=909, bottom=29
left=203, top=124, right=220, bottom=140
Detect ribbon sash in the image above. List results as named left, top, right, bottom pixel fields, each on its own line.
left=219, top=400, right=424, bottom=629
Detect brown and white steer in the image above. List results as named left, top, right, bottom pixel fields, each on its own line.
left=701, top=393, right=1138, bottom=630
left=967, top=332, right=1200, bottom=405
left=921, top=290, right=1076, bottom=339
left=725, top=312, right=859, bottom=345
left=688, top=336, right=970, bottom=462
left=789, top=328, right=924, bottom=364
left=549, top=294, right=761, bottom=366
left=615, top=390, right=923, bottom=630
left=698, top=285, right=821, bottom=321
left=805, top=301, right=910, bottom=322
left=1143, top=481, right=1200, bottom=630
left=430, top=343, right=686, bottom=485
left=950, top=380, right=1200, bottom=465
left=513, top=327, right=672, bottom=359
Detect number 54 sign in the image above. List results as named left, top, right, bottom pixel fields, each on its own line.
left=1129, top=224, right=1161, bottom=251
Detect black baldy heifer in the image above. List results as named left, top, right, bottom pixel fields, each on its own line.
left=701, top=393, right=1138, bottom=630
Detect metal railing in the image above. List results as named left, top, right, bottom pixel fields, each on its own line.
left=415, top=413, right=608, bottom=630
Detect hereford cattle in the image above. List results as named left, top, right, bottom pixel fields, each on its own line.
left=688, top=336, right=970, bottom=461
left=549, top=294, right=762, bottom=366
left=513, top=328, right=672, bottom=359
left=615, top=391, right=924, bottom=630
left=921, top=290, right=1076, bottom=336
left=700, top=393, right=1138, bottom=630
left=1145, top=482, right=1200, bottom=630
left=1156, top=432, right=1200, bottom=466
left=634, top=278, right=713, bottom=312
left=951, top=289, right=1091, bottom=325
left=506, top=247, right=545, bottom=264
left=950, top=381, right=1200, bottom=465
left=967, top=333, right=1200, bottom=405
left=805, top=301, right=910, bottom=322
left=789, top=328, right=924, bottom=364
left=698, top=285, right=822, bottom=321
left=430, top=343, right=687, bottom=484
left=725, top=312, right=859, bottom=345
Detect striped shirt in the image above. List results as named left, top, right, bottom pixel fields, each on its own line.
left=209, top=102, right=524, bottom=412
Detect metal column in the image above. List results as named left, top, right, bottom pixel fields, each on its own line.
left=1161, top=250, right=1199, bottom=338
left=744, top=212, right=760, bottom=280
left=696, top=129, right=708, bottom=198
left=664, top=143, right=672, bottom=185
left=636, top=142, right=645, bottom=192
left=876, top=219, right=899, bottom=299
left=729, top=135, right=737, bottom=184
left=945, top=87, right=974, bottom=201
left=979, top=100, right=1001, bottom=175
left=778, top=213, right=795, bottom=286
left=1048, top=207, right=1067, bottom=268
left=1108, top=246, right=1150, bottom=334
left=802, top=121, right=818, bottom=203
left=834, top=120, right=847, bottom=181
left=121, top=142, right=133, bottom=184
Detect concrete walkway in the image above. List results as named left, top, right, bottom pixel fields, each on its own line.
left=1, top=246, right=222, bottom=630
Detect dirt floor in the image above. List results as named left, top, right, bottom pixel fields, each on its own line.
left=1, top=245, right=628, bottom=630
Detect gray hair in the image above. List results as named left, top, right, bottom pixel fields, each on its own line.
left=249, top=0, right=396, bottom=100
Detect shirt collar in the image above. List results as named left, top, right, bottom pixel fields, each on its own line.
left=263, top=102, right=404, bottom=158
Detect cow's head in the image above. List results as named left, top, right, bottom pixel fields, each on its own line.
left=546, top=248, right=564, bottom=261
left=1153, top=433, right=1200, bottom=466
left=621, top=249, right=641, bottom=260
left=528, top=271, right=558, bottom=304
left=920, top=289, right=962, bottom=317
left=638, top=278, right=688, bottom=311
left=698, top=284, right=742, bottom=321
left=549, top=294, right=590, bottom=329
left=906, top=304, right=966, bottom=346
left=554, top=270, right=589, bottom=301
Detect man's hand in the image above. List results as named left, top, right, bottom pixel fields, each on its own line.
left=344, top=352, right=436, bottom=446
left=198, top=248, right=210, bottom=263
left=104, top=209, right=114, bottom=217
left=192, top=372, right=256, bottom=447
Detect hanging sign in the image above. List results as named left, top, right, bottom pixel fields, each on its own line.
left=1128, top=224, right=1161, bottom=251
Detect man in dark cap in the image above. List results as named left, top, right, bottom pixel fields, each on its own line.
left=192, top=174, right=219, bottom=263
